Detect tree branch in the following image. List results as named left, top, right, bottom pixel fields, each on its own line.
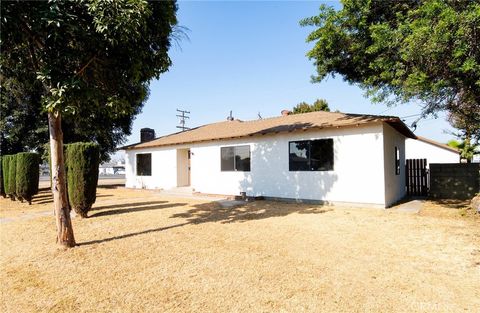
left=75, top=56, right=96, bottom=77
left=19, top=17, right=44, bottom=50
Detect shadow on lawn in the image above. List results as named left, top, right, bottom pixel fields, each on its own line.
left=78, top=200, right=331, bottom=246
left=171, top=201, right=332, bottom=224
left=428, top=199, right=470, bottom=209
left=89, top=202, right=186, bottom=218
left=31, top=193, right=113, bottom=205
left=91, top=200, right=167, bottom=211
left=97, top=184, right=124, bottom=189
left=79, top=222, right=190, bottom=246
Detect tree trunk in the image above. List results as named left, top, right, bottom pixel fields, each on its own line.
left=48, top=112, right=76, bottom=247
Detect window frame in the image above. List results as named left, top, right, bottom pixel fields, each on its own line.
left=288, top=138, right=334, bottom=172
left=136, top=153, right=152, bottom=176
left=395, top=146, right=400, bottom=175
left=220, top=145, right=251, bottom=172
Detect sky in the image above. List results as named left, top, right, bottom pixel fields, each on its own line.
left=120, top=0, right=456, bottom=156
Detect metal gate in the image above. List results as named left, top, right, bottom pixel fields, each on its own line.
left=405, top=159, right=428, bottom=196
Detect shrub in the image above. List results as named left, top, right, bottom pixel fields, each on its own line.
left=0, top=156, right=5, bottom=198
left=2, top=156, right=9, bottom=198
left=15, top=152, right=40, bottom=204
left=66, top=142, right=100, bottom=217
left=3, top=155, right=17, bottom=200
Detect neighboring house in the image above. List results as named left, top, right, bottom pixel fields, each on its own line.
left=121, top=111, right=416, bottom=208
left=99, top=162, right=125, bottom=175
left=405, top=136, right=459, bottom=165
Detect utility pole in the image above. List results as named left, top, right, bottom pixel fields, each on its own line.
left=176, top=109, right=190, bottom=131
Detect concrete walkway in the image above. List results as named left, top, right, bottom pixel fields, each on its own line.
left=157, top=187, right=248, bottom=208
left=392, top=199, right=424, bottom=213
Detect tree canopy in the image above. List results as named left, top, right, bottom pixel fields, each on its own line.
left=0, top=76, right=143, bottom=162
left=301, top=0, right=480, bottom=135
left=1, top=0, right=179, bottom=161
left=1, top=0, right=178, bottom=247
left=292, top=99, right=330, bottom=114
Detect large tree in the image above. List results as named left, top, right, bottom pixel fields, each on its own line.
left=301, top=0, right=480, bottom=137
left=1, top=0, right=178, bottom=247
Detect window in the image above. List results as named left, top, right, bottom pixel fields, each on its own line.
left=289, top=139, right=334, bottom=171
left=221, top=145, right=250, bottom=171
left=136, top=153, right=152, bottom=176
left=395, top=147, right=400, bottom=175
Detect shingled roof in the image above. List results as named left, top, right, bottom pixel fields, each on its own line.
left=122, top=111, right=416, bottom=150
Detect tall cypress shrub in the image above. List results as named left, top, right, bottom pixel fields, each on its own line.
left=2, top=156, right=10, bottom=198
left=2, top=155, right=15, bottom=200
left=3, top=155, right=17, bottom=200
left=66, top=143, right=100, bottom=217
left=16, top=152, right=40, bottom=204
left=0, top=156, right=5, bottom=198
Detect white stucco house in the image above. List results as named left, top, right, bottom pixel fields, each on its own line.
left=405, top=136, right=459, bottom=165
left=121, top=111, right=417, bottom=208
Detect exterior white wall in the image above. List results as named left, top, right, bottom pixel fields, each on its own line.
left=125, top=147, right=177, bottom=189
left=382, top=124, right=406, bottom=207
left=124, top=123, right=409, bottom=207
left=189, top=124, right=387, bottom=206
left=405, top=139, right=459, bottom=165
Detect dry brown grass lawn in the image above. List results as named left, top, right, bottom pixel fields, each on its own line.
left=1, top=182, right=479, bottom=312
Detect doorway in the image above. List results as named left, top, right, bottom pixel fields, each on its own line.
left=176, top=148, right=190, bottom=187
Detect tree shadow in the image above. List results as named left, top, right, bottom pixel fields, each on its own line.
left=91, top=200, right=168, bottom=211
left=31, top=193, right=113, bottom=205
left=97, top=184, right=124, bottom=189
left=428, top=199, right=470, bottom=209
left=88, top=202, right=187, bottom=218
left=171, top=200, right=332, bottom=224
left=78, top=200, right=331, bottom=246
left=78, top=222, right=190, bottom=246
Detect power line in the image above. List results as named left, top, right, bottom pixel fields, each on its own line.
left=176, top=109, right=190, bottom=131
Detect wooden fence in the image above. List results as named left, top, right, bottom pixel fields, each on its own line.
left=405, top=159, right=428, bottom=197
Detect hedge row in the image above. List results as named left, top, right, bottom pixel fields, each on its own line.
left=3, top=142, right=100, bottom=213
left=1, top=153, right=40, bottom=203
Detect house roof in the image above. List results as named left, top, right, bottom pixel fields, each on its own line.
left=121, top=111, right=417, bottom=150
left=415, top=136, right=459, bottom=153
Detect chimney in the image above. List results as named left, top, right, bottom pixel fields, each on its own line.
left=281, top=110, right=292, bottom=116
left=140, top=128, right=155, bottom=142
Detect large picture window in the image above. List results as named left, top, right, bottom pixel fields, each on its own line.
left=289, top=139, right=334, bottom=171
left=136, top=153, right=152, bottom=176
left=221, top=145, right=250, bottom=171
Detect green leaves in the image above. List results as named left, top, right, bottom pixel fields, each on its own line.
left=1, top=0, right=178, bottom=160
left=302, top=0, right=480, bottom=135
left=292, top=99, right=330, bottom=114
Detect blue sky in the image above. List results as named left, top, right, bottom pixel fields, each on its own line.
left=122, top=0, right=455, bottom=149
